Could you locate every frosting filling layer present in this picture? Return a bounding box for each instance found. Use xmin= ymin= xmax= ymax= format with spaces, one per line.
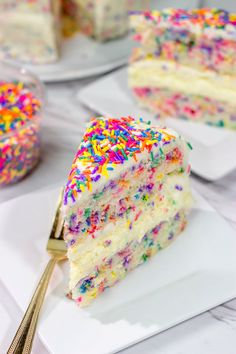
xmin=129 ymin=59 xmax=236 ymax=105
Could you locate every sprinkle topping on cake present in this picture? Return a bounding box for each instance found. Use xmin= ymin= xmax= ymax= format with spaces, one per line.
xmin=140 ymin=8 xmax=236 ymax=29
xmin=129 ymin=8 xmax=236 ymax=129
xmin=64 ymin=116 xmax=177 ymax=203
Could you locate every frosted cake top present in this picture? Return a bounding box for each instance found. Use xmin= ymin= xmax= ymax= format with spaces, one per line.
xmin=63 ymin=116 xmax=189 ymax=205
xmin=131 ymin=8 xmax=236 ymax=39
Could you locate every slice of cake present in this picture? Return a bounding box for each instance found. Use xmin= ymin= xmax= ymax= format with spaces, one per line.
xmin=129 ymin=9 xmax=236 ymax=130
xmin=63 ymin=0 xmax=129 ymax=41
xmin=63 ymin=116 xmax=192 ymax=307
xmin=0 ymin=0 xmax=61 ymax=64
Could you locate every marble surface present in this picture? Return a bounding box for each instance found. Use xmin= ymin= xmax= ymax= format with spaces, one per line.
xmin=1 ymin=77 xmax=236 ymax=354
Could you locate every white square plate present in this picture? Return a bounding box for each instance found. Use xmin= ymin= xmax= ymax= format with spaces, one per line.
xmin=1 ymin=187 xmax=236 ymax=354
xmin=78 ymin=68 xmax=236 ymax=181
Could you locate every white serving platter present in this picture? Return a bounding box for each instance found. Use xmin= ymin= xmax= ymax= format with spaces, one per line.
xmin=78 ymin=68 xmax=236 ymax=181
xmin=18 ymin=34 xmax=133 ymax=83
xmin=1 ymin=187 xmax=236 ymax=353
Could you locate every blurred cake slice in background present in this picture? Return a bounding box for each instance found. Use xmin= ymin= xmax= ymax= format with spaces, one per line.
xmin=63 ymin=0 xmax=150 ymax=41
xmin=63 ymin=0 xmax=129 ymax=41
xmin=129 ymin=9 xmax=236 ymax=130
xmin=0 ymin=0 xmax=149 ymax=63
xmin=0 ymin=0 xmax=61 ymax=64
xmin=63 ymin=116 xmax=192 ymax=307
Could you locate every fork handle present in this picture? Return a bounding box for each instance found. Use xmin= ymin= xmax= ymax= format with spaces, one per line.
xmin=7 ymin=257 xmax=58 ymax=354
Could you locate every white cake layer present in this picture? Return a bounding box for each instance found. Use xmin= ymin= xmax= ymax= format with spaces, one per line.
xmin=0 ymin=13 xmax=59 ymax=63
xmin=129 ymin=59 xmax=236 ymax=105
xmin=68 ymin=173 xmax=192 ymax=289
xmin=95 ymin=0 xmax=128 ymax=39
xmin=72 ymin=0 xmax=129 ymax=40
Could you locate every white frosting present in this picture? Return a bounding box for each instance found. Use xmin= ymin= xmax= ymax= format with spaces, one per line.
xmin=129 ymin=59 xmax=236 ymax=105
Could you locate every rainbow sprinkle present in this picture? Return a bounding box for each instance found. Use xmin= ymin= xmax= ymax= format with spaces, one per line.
xmin=0 ymin=81 xmax=41 ymax=135
xmin=64 ymin=116 xmax=177 ymax=204
xmin=141 ymin=8 xmax=236 ymax=29
xmin=0 ymin=81 xmax=41 ymax=186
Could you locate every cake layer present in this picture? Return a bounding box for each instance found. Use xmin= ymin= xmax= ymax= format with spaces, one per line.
xmin=70 ymin=209 xmax=187 ymax=307
xmin=0 ymin=1 xmax=60 ymax=63
xmin=64 ymin=0 xmax=129 ymax=41
xmin=132 ymin=86 xmax=236 ymax=130
xmin=130 ymin=9 xmax=236 ymax=76
xmin=67 ymin=172 xmax=191 ymax=288
xmin=129 ymin=60 xmax=236 ymax=105
xmin=94 ymin=0 xmax=128 ymax=41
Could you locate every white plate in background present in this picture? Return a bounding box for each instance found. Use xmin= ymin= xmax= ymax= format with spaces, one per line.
xmin=1 ymin=187 xmax=236 ymax=353
xmin=19 ymin=34 xmax=133 ymax=83
xmin=78 ymin=68 xmax=236 ymax=181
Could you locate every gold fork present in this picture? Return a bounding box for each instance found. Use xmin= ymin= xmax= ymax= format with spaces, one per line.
xmin=7 ymin=189 xmax=67 ymax=354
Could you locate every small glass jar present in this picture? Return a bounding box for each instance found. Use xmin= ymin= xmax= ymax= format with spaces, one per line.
xmin=0 ymin=61 xmax=44 ymax=187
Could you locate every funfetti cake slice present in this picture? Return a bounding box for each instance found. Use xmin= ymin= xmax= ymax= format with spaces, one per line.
xmin=63 ymin=0 xmax=149 ymax=41
xmin=129 ymin=9 xmax=236 ymax=130
xmin=63 ymin=116 xmax=192 ymax=307
xmin=64 ymin=0 xmax=129 ymax=41
xmin=0 ymin=0 xmax=61 ymax=64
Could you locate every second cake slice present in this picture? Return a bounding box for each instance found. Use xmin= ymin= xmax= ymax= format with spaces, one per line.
xmin=129 ymin=9 xmax=236 ymax=130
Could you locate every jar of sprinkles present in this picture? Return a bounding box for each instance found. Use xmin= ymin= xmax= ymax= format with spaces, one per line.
xmin=0 ymin=62 xmax=44 ymax=186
